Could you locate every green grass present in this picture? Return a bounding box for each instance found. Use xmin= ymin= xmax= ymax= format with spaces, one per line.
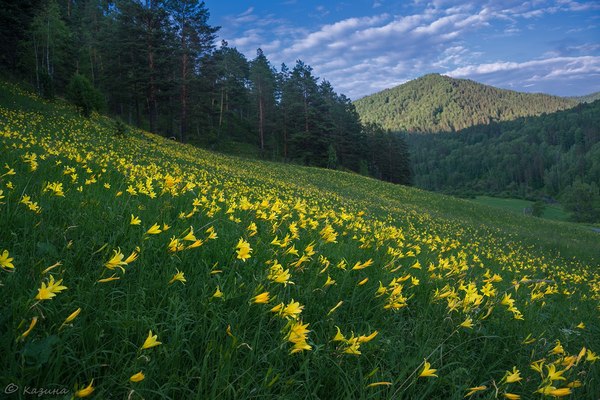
xmin=0 ymin=81 xmax=599 ymax=399
xmin=471 ymin=196 xmax=570 ymax=222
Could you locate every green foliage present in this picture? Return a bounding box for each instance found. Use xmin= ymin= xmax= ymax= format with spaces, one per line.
xmin=561 ymin=180 xmax=600 ymax=223
xmin=113 ymin=117 xmax=128 ymax=137
xmin=531 ymin=201 xmax=546 ymax=217
xmin=354 ymin=74 xmax=578 ymax=133
xmin=327 ymin=144 xmax=338 ymax=169
xmin=410 ymin=100 xmax=600 ymax=220
xmin=66 ymin=73 xmax=104 ymax=117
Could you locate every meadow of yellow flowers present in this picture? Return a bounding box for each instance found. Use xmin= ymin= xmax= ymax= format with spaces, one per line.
xmin=0 ymin=81 xmax=598 ymax=399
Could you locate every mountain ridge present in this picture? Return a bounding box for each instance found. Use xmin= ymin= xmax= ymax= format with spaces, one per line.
xmin=353 ymin=73 xmax=580 ymax=133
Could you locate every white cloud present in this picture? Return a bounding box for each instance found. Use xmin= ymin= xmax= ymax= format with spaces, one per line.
xmin=219 ymin=0 xmax=600 ymax=98
xmin=446 ymin=56 xmax=600 ymax=95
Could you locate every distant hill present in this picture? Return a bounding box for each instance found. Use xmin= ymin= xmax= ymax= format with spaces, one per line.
xmin=570 ymin=91 xmax=600 ymax=103
xmin=353 ymin=74 xmax=579 ymax=133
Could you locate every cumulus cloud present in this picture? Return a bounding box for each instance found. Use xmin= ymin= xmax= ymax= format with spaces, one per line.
xmin=219 ymin=0 xmax=600 ymax=98
xmin=446 ymin=56 xmax=600 ymax=95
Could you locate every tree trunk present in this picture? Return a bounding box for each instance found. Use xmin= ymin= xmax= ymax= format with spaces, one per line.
xmin=180 ymin=29 xmax=188 ymax=142
xmin=258 ymin=84 xmax=265 ymax=152
xmin=219 ymin=88 xmax=224 ymax=130
xmin=147 ymin=40 xmax=156 ymax=132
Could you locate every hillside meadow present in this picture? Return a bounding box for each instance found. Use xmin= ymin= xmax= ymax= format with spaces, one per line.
xmin=0 ymin=82 xmax=599 ymax=399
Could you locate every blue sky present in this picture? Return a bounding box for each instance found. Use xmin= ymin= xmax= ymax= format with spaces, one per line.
xmin=204 ymin=0 xmax=600 ymax=99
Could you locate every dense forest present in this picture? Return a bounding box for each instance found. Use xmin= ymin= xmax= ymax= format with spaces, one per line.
xmin=353 ymin=74 xmax=579 ymax=133
xmin=0 ymin=0 xmax=411 ymax=185
xmin=409 ymin=100 xmax=600 ymax=222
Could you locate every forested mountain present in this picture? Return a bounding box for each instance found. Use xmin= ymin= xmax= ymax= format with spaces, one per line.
xmin=354 ymin=74 xmax=579 ymax=133
xmin=0 ymin=0 xmax=411 ymax=185
xmin=409 ymin=100 xmax=600 ymax=222
xmin=570 ymin=92 xmax=600 ymax=103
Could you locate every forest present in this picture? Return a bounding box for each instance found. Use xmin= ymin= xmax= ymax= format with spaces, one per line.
xmin=354 ymin=74 xmax=579 ymax=133
xmin=409 ymin=100 xmax=600 ymax=222
xmin=0 ymin=0 xmax=411 ymax=185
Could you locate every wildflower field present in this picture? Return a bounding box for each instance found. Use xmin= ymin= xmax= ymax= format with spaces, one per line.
xmin=0 ymin=81 xmax=599 ymax=399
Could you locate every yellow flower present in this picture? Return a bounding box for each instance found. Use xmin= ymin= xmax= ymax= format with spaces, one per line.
xmin=418 ymin=360 xmax=438 ymax=378
xmin=281 ymin=300 xmax=304 ymax=319
xmin=465 ymin=385 xmax=487 ymax=397
xmin=327 ymin=300 xmax=344 ymax=315
xmin=212 ymin=286 xmax=223 ymax=298
xmin=460 ymin=317 xmax=474 ymax=329
xmin=169 ymin=270 xmax=186 ymax=285
xmin=530 ymin=359 xmax=544 ymax=374
xmin=141 ymin=330 xmax=162 ymax=349
xmin=146 ymin=223 xmax=162 ymax=235
xmin=548 ymin=388 xmax=571 ymax=397
xmin=104 ymin=248 xmax=127 ymax=271
xmin=74 ymin=380 xmax=95 ymax=398
xmin=235 ymin=238 xmax=252 ymax=261
xmin=323 ymin=275 xmax=336 ymax=287
xmin=586 ymin=349 xmax=598 ymax=362
xmin=358 ymin=331 xmax=378 ymax=343
xmin=35 ymin=275 xmax=67 ymax=301
xmin=504 ymin=367 xmax=522 ymax=383
xmin=247 ymin=222 xmax=258 ymax=236
xmin=333 ymin=326 xmax=346 ymax=342
xmin=182 ymin=226 xmax=197 ymax=242
xmin=63 ymin=308 xmax=82 ymax=325
xmin=124 ymin=250 xmax=139 ymax=264
xmin=267 ymin=261 xmax=293 ymax=286
xmin=358 ymin=277 xmax=369 ymax=286
xmin=550 ymin=340 xmax=565 ymax=355
xmin=252 ymin=291 xmax=270 ymax=304
xmin=366 ymin=382 xmax=392 ymax=388
xmin=343 ymin=338 xmax=362 ymax=355
xmin=97 ymin=274 xmax=120 ymax=283
xmin=545 ymin=364 xmax=566 ymax=382
xmin=0 ymin=249 xmax=15 ymax=270
xmin=352 ymin=258 xmax=373 ymax=270
xmin=287 ymin=320 xmax=311 ymax=344
xmin=287 ymin=321 xmax=312 ymax=354
xmin=168 ymin=237 xmax=184 ymax=252
xmin=205 ymin=226 xmax=217 ymax=240
xmin=19 ymin=316 xmax=38 ymax=340
xmin=130 ymin=371 xmax=145 ymax=383
xmin=503 ymin=393 xmax=520 ymax=400
xmin=576 ymin=322 xmax=585 ymax=329
xmin=130 ymin=214 xmax=141 ymax=225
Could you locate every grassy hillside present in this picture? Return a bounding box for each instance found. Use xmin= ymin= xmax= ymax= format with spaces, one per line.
xmin=471 ymin=196 xmax=569 ymax=222
xmin=1 ymin=81 xmax=599 ymax=399
xmin=353 ymin=74 xmax=578 ymax=133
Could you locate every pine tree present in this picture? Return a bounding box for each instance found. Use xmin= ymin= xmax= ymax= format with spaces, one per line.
xmin=249 ymin=48 xmax=277 ymax=154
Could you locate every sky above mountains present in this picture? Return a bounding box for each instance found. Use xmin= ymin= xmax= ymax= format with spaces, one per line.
xmin=205 ymin=0 xmax=600 ymax=100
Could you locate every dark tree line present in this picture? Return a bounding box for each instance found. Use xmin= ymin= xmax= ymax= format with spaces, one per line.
xmin=0 ymin=0 xmax=411 ymax=185
xmin=409 ymin=100 xmax=600 ymax=222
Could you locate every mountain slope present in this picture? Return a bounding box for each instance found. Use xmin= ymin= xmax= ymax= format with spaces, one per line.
xmin=354 ymin=74 xmax=578 ymax=133
xmin=1 ymin=81 xmax=599 ymax=399
xmin=409 ymin=100 xmax=600 ymax=220
xmin=571 ymin=91 xmax=600 ymax=103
